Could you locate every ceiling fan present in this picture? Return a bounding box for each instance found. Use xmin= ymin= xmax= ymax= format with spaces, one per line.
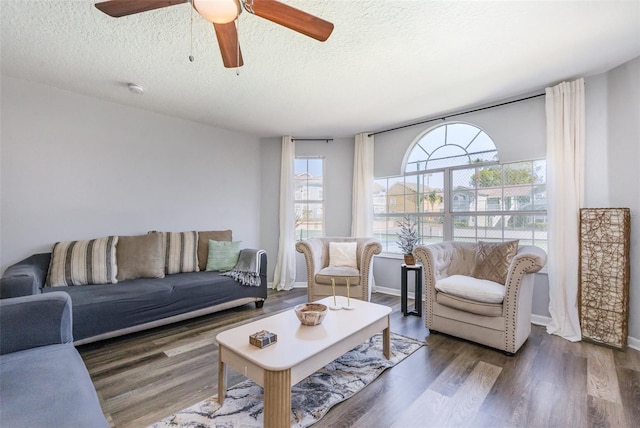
xmin=94 ymin=0 xmax=334 ymax=68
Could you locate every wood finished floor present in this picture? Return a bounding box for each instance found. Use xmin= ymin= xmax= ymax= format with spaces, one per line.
xmin=78 ymin=289 xmax=640 ymax=428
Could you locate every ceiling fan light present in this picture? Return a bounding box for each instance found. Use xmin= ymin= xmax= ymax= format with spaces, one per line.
xmin=193 ymin=0 xmax=240 ymax=24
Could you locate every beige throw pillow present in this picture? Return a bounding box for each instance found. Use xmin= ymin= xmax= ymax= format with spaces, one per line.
xmin=47 ymin=236 xmax=119 ymax=287
xmin=471 ymin=240 xmax=519 ymax=285
xmin=116 ymin=233 xmax=165 ymax=281
xmin=329 ymin=242 xmax=358 ymax=269
xmin=197 ymin=230 xmax=232 ymax=271
xmin=160 ymin=231 xmax=200 ymax=274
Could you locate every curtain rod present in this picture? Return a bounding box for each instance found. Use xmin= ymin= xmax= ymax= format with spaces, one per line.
xmin=368 ymin=93 xmax=545 ymax=137
xmin=292 ymin=138 xmax=333 ymax=142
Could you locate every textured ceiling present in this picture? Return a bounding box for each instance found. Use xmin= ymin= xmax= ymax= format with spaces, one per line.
xmin=2 ymin=0 xmax=639 ymax=138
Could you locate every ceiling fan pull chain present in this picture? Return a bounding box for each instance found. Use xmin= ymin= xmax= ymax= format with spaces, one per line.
xmin=244 ymin=0 xmax=254 ymax=15
xmin=236 ymin=16 xmax=240 ymax=76
xmin=189 ymin=0 xmax=195 ymax=62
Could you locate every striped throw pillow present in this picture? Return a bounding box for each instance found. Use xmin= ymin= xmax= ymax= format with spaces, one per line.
xmin=163 ymin=231 xmax=199 ymax=274
xmin=47 ymin=236 xmax=119 ymax=287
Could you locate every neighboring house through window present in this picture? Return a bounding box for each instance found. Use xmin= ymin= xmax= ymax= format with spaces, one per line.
xmin=295 ymin=157 xmax=324 ymax=240
xmin=374 ymin=122 xmax=547 ymax=253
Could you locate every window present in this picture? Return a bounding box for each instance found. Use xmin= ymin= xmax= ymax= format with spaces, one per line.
xmin=374 ymin=123 xmax=547 ymax=253
xmin=295 ymin=157 xmax=324 ymax=240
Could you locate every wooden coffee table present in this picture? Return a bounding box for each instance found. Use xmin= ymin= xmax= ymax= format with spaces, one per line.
xmin=216 ymin=296 xmax=392 ymax=427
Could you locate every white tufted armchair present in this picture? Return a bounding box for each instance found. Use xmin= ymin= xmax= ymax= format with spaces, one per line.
xmin=413 ymin=241 xmax=547 ymax=354
xmin=295 ymin=237 xmax=381 ymax=302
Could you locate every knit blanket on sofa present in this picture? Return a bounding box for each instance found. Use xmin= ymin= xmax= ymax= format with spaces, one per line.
xmin=221 ymin=249 xmax=264 ymax=287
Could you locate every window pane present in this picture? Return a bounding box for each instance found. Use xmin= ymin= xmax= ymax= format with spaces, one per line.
xmin=474 ymin=165 xmax=503 ymax=188
xmin=502 ymin=185 xmax=531 ymax=210
xmin=387 ymin=177 xmax=406 ymax=214
xmin=373 ymin=215 xmax=406 ymax=253
xmin=373 ymin=178 xmax=388 ymax=214
xmin=452 ymin=215 xmax=476 ymax=242
xmin=533 ymin=160 xmax=546 ymax=184
xmin=428 ymin=144 xmax=469 ymax=169
xmin=446 ymin=123 xmax=481 ymax=147
xmin=533 ymin=184 xmax=546 ymax=210
xmin=418 ymin=215 xmax=444 ymax=244
xmin=467 ymin=132 xmax=499 ymax=161
xmin=419 ymin=125 xmax=446 ymax=154
xmin=475 ymin=215 xmax=504 ymax=240
xmin=295 ymin=157 xmax=323 ymax=240
xmin=506 ymin=214 xmax=534 ymax=242
xmin=452 ymin=168 xmax=476 ymax=212
xmin=295 ymin=202 xmax=323 ymax=240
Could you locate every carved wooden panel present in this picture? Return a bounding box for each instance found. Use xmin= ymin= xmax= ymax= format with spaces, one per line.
xmin=579 ymin=208 xmax=630 ymax=350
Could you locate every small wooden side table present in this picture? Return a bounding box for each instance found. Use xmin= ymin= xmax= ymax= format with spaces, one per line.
xmin=401 ymin=264 xmax=422 ymax=317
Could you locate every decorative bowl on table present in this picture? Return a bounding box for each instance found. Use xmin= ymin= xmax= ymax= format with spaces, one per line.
xmin=294 ymin=303 xmax=328 ymax=326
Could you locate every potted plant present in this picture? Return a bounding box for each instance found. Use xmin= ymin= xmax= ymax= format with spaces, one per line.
xmin=396 ymin=215 xmax=420 ymax=265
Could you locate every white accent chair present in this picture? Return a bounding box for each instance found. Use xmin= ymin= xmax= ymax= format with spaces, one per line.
xmin=295 ymin=237 xmax=381 ymax=302
xmin=413 ymin=241 xmax=547 ymax=354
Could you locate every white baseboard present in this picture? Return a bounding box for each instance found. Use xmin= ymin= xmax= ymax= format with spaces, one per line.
xmin=267 ymin=282 xmax=307 ymax=289
xmin=531 ymin=314 xmax=551 ymax=327
xmin=374 ymin=285 xmax=400 ymax=297
xmin=375 ymin=285 xmax=418 ymax=300
xmin=628 ymin=337 xmax=640 ymax=351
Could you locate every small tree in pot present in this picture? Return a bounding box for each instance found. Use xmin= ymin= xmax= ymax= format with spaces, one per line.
xmin=396 ymin=215 xmax=420 ymax=265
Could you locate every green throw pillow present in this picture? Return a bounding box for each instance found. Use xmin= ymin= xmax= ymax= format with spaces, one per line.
xmin=206 ymin=240 xmax=242 ymax=271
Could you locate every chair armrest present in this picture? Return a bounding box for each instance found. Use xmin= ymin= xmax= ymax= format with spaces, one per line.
xmin=0 ymin=292 xmax=73 ymax=355
xmin=0 ymin=253 xmax=51 ymax=298
xmin=413 ymin=244 xmax=437 ymax=281
xmin=296 ymin=238 xmax=326 ymax=276
xmin=357 ymin=238 xmax=382 ymax=268
xmin=510 ymin=245 xmax=547 ymax=275
xmin=503 ymin=245 xmax=547 ymax=299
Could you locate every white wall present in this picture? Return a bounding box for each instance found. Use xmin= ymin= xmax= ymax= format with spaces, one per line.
xmin=374 ymin=95 xmax=546 ymax=178
xmin=584 ymin=56 xmax=640 ymax=340
xmin=1 ymin=76 xmax=262 ymax=272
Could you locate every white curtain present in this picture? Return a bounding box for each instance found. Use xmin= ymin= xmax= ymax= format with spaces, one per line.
xmin=351 ymin=132 xmax=375 ymax=236
xmin=351 ymin=132 xmax=376 ymax=297
xmin=545 ymin=78 xmax=585 ymax=342
xmin=272 ymin=136 xmax=296 ymax=291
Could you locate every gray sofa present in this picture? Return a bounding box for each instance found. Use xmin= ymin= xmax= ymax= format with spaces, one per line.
xmin=0 ymin=251 xmax=267 ymax=344
xmin=0 ymin=292 xmax=110 ymax=427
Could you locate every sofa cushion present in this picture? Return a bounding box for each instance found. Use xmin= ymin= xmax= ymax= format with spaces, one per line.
xmin=206 ymin=240 xmax=242 ymax=271
xmin=329 ymin=242 xmax=358 ymax=269
xmin=0 ymin=344 xmax=109 ymax=427
xmin=316 ymin=266 xmax=361 ymax=285
xmin=162 ymin=231 xmax=199 ymax=274
xmin=436 ymin=292 xmax=504 ymax=317
xmin=471 ymin=240 xmax=519 ymax=285
xmin=197 ymin=230 xmax=232 ymax=271
xmin=435 ymin=274 xmax=505 ymax=304
xmin=47 ymin=236 xmax=118 ymax=287
xmin=42 ymin=271 xmax=266 ymax=341
xmin=116 ymin=232 xmax=165 ymax=281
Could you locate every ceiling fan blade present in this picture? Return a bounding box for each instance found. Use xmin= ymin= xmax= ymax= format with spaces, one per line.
xmin=248 ymin=0 xmax=334 ymax=42
xmin=95 ymin=0 xmax=186 ymax=18
xmin=213 ymin=22 xmax=244 ymax=68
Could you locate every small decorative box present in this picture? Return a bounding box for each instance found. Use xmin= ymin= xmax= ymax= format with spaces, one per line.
xmin=249 ymin=330 xmax=277 ymax=348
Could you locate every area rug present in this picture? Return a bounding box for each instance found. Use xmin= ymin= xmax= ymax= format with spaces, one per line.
xmin=150 ymin=332 xmax=423 ymax=428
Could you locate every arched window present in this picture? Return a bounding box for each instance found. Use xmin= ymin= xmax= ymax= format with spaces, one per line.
xmin=404 ymin=123 xmax=498 ymax=172
xmin=374 ymin=122 xmax=547 ymax=254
